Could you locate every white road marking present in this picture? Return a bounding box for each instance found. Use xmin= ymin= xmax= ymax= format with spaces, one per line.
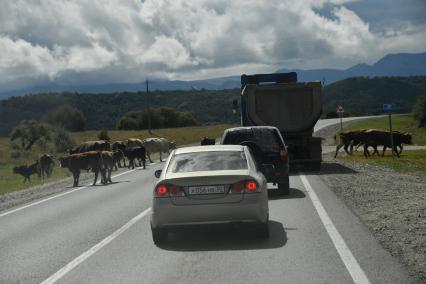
xmin=300 ymin=174 xmax=370 ymax=284
xmin=0 ymin=163 xmax=158 ymax=218
xmin=41 ymin=207 xmax=152 ymax=284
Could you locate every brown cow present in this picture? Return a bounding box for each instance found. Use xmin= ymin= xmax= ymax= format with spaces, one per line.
xmin=334 ymin=130 xmax=366 ymax=158
xmin=100 ymin=151 xmax=115 ymax=184
xmin=59 ymin=151 xmax=106 ymax=187
xmin=358 ymin=130 xmax=412 ymax=157
xmin=69 ymin=140 xmax=111 ymax=154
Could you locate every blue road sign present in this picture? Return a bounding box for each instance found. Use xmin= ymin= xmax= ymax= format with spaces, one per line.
xmin=383 ymin=103 xmax=394 ymax=111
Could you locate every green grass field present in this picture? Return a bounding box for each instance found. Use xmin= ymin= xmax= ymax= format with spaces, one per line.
xmin=343 ymin=114 xmax=426 ymax=145
xmin=0 ymin=124 xmax=236 ymax=196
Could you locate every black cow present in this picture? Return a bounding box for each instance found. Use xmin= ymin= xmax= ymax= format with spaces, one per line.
xmin=123 ymin=147 xmax=146 ymax=169
xmin=112 ymin=150 xmax=125 ymax=170
xmin=201 ymin=137 xmax=215 ymax=145
xmin=13 ymin=162 xmax=40 ymax=182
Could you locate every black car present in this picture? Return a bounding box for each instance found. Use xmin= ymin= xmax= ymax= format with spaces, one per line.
xmin=221 ymin=126 xmax=290 ymax=194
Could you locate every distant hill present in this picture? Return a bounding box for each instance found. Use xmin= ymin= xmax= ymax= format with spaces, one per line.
xmin=278 ymin=53 xmax=426 ymax=84
xmin=0 ymin=52 xmax=424 ymax=99
xmin=1 ymin=76 xmax=425 ymax=136
xmin=322 ymin=76 xmax=426 ymax=116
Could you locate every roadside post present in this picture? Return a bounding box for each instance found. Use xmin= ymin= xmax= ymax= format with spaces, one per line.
xmin=336 ymin=105 xmax=344 ymax=132
xmin=383 ymin=103 xmax=395 ymax=159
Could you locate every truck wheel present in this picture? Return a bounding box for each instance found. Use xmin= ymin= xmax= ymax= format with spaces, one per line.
xmin=151 ymin=226 xmax=167 ymax=244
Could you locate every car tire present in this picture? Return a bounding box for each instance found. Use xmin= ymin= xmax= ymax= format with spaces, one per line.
xmin=151 ymin=227 xmax=167 ymax=244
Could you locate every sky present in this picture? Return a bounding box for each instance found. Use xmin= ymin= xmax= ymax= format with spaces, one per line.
xmin=0 ymin=0 xmax=425 ymax=91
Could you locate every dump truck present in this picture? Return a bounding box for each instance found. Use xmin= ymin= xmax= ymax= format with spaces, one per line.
xmin=235 ymin=72 xmax=322 ymax=171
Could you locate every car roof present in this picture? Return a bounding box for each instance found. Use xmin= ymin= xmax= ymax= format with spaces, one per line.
xmin=174 ymin=145 xmax=245 ymax=155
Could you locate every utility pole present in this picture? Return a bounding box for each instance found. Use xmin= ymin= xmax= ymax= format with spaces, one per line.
xmin=146 ymin=79 xmax=152 ymax=134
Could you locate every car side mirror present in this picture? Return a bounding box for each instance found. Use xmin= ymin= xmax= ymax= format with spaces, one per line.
xmin=154 ymin=170 xmax=162 ymax=178
xmin=261 ymin=164 xmax=275 ymax=176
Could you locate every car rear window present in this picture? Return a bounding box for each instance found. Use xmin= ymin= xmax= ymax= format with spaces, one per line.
xmin=223 ymin=129 xmax=282 ymax=153
xmin=167 ymin=151 xmax=248 ymax=173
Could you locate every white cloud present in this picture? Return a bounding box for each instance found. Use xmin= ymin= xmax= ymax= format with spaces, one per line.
xmin=0 ymin=0 xmax=424 ymax=91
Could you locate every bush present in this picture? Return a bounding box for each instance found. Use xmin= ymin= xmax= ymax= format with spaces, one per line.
xmin=413 ymin=94 xmax=426 ymax=127
xmin=97 ymin=129 xmax=111 ymax=141
xmin=43 ymin=105 xmax=85 ymax=131
xmin=117 ymin=108 xmax=198 ymax=130
xmin=54 ymin=127 xmax=75 ymax=153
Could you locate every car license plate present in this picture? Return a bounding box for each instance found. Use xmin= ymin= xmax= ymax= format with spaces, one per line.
xmin=188 ymin=185 xmax=225 ymax=195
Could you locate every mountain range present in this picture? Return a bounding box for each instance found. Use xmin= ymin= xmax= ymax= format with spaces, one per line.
xmin=1 ymin=52 xmax=425 ymax=99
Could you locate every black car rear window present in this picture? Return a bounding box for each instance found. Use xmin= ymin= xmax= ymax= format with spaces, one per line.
xmin=223 ymin=129 xmax=282 ymax=153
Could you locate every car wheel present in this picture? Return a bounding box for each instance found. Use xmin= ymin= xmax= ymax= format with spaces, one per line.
xmin=151 ymin=227 xmax=167 ymax=244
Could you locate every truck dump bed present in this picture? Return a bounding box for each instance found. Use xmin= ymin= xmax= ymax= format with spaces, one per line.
xmin=242 ymin=82 xmax=322 ymax=133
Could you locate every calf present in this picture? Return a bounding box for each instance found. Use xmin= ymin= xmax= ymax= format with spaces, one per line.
xmin=13 ymin=162 xmax=40 ymax=183
xmin=201 ymin=137 xmax=216 ymax=146
xmin=123 ymin=147 xmax=146 ymax=169
xmin=59 ymin=151 xmax=106 ymax=187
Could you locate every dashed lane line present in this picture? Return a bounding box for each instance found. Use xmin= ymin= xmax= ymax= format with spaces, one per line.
xmin=40 ymin=207 xmax=152 ymax=284
xmin=300 ymin=174 xmax=370 ymax=284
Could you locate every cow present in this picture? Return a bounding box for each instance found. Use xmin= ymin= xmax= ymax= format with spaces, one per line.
xmin=358 ymin=130 xmax=412 ymax=157
xmin=142 ymin=137 xmax=173 ymax=162
xmin=39 ymin=154 xmax=55 ymax=180
xmin=123 ymin=146 xmax=146 ymax=169
xmin=112 ymin=141 xmax=126 ymax=151
xmin=334 ymin=130 xmax=367 ymax=158
xmin=13 ymin=162 xmax=40 ymax=182
xmin=69 ymin=140 xmax=111 ymax=154
xmin=100 ymin=151 xmax=115 ymax=184
xmin=59 ymin=151 xmax=106 ymax=187
xmin=201 ymin=137 xmax=216 ymax=145
xmin=126 ymin=138 xmax=144 ymax=148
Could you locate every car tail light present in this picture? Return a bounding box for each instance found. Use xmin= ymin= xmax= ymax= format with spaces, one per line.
xmin=230 ymin=180 xmax=260 ymax=193
xmin=155 ymin=185 xmax=168 ymax=197
xmin=231 ymin=181 xmax=244 ymax=193
xmin=245 ymin=181 xmax=257 ymax=192
xmin=280 ymin=146 xmax=288 ymax=161
xmin=169 ymin=185 xmax=184 ymax=197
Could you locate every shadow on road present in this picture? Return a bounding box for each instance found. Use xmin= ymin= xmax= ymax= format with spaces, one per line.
xmin=301 ymin=162 xmax=358 ymax=176
xmin=268 ymin=187 xmax=306 ymax=200
xmin=158 ymin=220 xmax=287 ymax=251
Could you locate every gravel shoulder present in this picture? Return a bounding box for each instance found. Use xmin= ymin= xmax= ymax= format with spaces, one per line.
xmin=315 ymin=125 xmax=426 ymax=283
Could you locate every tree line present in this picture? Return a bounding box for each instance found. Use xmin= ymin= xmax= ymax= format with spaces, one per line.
xmin=1 ymin=76 xmax=425 ymax=136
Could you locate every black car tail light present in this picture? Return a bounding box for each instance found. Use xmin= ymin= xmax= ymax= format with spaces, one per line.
xmin=280 ymin=146 xmax=288 ymax=161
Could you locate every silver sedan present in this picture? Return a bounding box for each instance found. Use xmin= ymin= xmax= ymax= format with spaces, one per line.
xmin=150 ymin=145 xmax=269 ymax=243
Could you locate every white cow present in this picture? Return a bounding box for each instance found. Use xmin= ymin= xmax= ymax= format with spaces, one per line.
xmin=142 ymin=138 xmax=176 ymax=162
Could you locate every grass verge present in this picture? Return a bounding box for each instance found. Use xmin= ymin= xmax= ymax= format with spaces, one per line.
xmin=337 ymin=150 xmax=426 ymax=174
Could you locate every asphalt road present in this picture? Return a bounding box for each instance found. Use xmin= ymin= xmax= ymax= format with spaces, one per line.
xmin=0 ymin=117 xmax=413 ymax=284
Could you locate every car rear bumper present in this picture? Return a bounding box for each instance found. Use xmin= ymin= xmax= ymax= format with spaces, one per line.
xmin=151 ymin=193 xmax=268 ymax=228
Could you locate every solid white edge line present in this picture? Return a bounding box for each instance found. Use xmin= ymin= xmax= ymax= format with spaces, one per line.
xmin=300 ymin=174 xmax=370 ymax=284
xmin=41 ymin=207 xmax=152 ymax=284
xmin=0 ymin=163 xmax=158 ymax=218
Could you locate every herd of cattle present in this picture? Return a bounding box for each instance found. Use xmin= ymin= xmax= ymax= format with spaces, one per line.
xmin=13 ymin=137 xmax=176 ymax=187
xmin=12 ymin=129 xmax=412 ymax=186
xmin=334 ymin=129 xmax=412 ymax=158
